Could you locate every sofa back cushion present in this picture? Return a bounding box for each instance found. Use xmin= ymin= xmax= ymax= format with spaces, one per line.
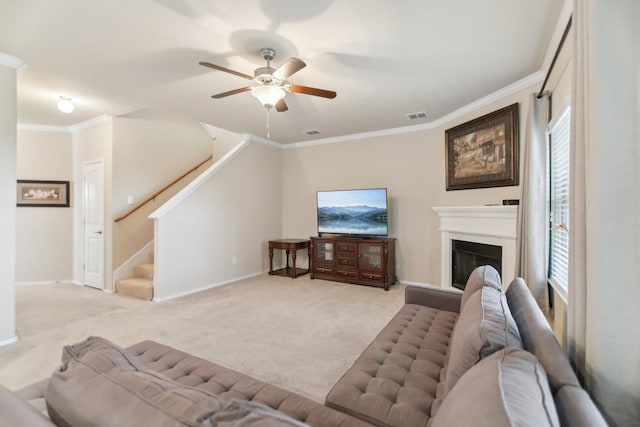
xmin=432 ymin=347 xmax=560 ymax=427
xmin=505 ymin=278 xmax=580 ymax=393
xmin=445 ymin=285 xmax=522 ymax=393
xmin=45 ymin=336 xmax=228 ymax=427
xmin=460 ymin=265 xmax=503 ymax=310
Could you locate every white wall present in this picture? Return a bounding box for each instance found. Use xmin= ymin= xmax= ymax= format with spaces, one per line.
xmin=111 ymin=110 xmax=213 ymax=268
xmin=72 ymin=117 xmax=113 ymax=287
xmin=153 ymin=139 xmax=282 ymax=301
xmin=282 ymin=85 xmax=531 ymax=286
xmin=16 ymin=130 xmax=73 ymax=284
xmin=0 ymin=60 xmax=18 ymax=345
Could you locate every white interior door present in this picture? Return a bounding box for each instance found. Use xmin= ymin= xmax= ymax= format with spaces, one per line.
xmin=83 ymin=161 xmax=104 ymax=289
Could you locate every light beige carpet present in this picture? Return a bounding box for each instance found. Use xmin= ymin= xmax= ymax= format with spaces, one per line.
xmin=0 ymin=274 xmax=405 ymax=402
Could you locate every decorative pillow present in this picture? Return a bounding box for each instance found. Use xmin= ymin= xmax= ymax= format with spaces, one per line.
xmin=445 ymin=285 xmax=522 ymax=393
xmin=208 ymin=399 xmax=310 ymax=427
xmin=460 ymin=265 xmax=503 ymax=310
xmin=45 ymin=336 xmax=227 ymax=427
xmin=432 ymin=348 xmax=560 ymax=427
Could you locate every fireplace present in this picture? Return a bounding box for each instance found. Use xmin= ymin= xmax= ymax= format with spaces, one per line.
xmin=433 ymin=206 xmax=518 ymax=290
xmin=451 ymin=240 xmax=502 ymax=290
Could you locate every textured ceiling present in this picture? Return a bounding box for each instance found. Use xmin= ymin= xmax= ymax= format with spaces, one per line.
xmin=0 ymin=0 xmax=565 ymax=143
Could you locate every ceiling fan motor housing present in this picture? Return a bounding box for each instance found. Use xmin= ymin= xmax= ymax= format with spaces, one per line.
xmin=254 ymin=66 xmax=279 ymax=84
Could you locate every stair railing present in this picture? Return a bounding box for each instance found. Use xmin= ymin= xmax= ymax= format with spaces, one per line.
xmin=114 ymin=155 xmax=213 ymax=223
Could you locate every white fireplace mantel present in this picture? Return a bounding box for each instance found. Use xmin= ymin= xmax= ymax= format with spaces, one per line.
xmin=433 ymin=205 xmax=518 ymax=290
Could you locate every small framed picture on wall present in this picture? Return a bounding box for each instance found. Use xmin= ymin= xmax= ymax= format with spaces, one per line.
xmin=17 ymin=180 xmax=70 ymax=207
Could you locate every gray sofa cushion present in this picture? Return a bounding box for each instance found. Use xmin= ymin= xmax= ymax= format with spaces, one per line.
xmin=45 ymin=336 xmax=227 ymax=427
xmin=128 ymin=340 xmax=373 ymax=427
xmin=505 ymin=278 xmax=580 ymax=393
xmin=445 ymin=285 xmax=522 ymax=394
xmin=209 ymin=400 xmax=310 ymax=426
xmin=432 ymin=347 xmax=560 ymax=427
xmin=460 ymin=265 xmax=503 ymax=310
xmin=325 ymin=303 xmax=458 ymax=427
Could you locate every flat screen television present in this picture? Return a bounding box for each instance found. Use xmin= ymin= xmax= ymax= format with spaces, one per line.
xmin=316 ymin=188 xmax=388 ymax=236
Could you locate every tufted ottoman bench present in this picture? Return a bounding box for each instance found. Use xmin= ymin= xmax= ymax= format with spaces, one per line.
xmin=324 ymin=287 xmax=460 ymax=427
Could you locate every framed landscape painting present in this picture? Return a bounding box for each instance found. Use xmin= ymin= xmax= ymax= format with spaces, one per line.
xmin=17 ymin=180 xmax=70 ymax=207
xmin=445 ymin=103 xmax=519 ymax=191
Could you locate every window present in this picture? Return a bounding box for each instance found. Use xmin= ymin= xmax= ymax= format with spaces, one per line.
xmin=548 ymin=107 xmax=570 ymax=300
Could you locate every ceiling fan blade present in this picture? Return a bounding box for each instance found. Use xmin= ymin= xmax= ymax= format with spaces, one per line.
xmin=275 ymin=98 xmax=288 ymax=112
xmin=287 ymin=84 xmax=337 ymax=99
xmin=199 ymin=61 xmax=253 ymax=80
xmin=272 ymin=58 xmax=306 ymax=80
xmin=211 ymin=87 xmax=251 ymax=98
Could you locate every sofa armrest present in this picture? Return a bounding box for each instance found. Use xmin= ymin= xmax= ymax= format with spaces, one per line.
xmin=555 ymin=386 xmax=608 ymax=427
xmin=15 ymin=379 xmax=49 ymax=415
xmin=405 ymin=285 xmax=462 ymax=313
xmin=0 ymin=384 xmax=56 ymax=427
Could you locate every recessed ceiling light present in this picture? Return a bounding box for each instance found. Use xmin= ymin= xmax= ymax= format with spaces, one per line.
xmin=303 ymin=129 xmax=321 ymax=135
xmin=57 ymin=96 xmax=74 ymax=113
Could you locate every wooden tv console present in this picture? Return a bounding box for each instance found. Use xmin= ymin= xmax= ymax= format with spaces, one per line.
xmin=309 ymin=236 xmax=396 ymax=290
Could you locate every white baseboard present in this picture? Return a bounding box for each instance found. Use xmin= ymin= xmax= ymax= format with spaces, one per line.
xmin=0 ymin=335 xmax=18 ymax=347
xmin=153 ymin=271 xmax=264 ymax=303
xmin=398 ymin=280 xmax=434 ymax=287
xmin=16 ymin=280 xmax=73 ymax=286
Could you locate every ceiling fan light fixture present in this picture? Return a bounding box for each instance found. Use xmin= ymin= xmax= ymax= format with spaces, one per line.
xmin=57 ymin=96 xmax=74 ymax=113
xmin=251 ymin=85 xmax=285 ymax=108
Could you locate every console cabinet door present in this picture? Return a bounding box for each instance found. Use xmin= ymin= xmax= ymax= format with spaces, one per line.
xmin=311 ymin=239 xmax=335 ymax=277
xmin=358 ymin=242 xmax=384 ymax=271
xmin=314 ymin=240 xmax=335 ymax=265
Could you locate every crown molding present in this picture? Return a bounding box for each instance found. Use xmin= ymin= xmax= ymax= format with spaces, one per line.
xmin=284 ymin=71 xmax=544 ymax=149
xmin=0 ymin=52 xmax=24 ymax=70
xmin=69 ymin=115 xmax=112 ymax=133
xmin=16 ymin=68 xmax=546 ymax=147
xmin=426 ymin=70 xmax=544 ymax=129
xmin=247 ymin=133 xmax=282 ymax=148
xmin=17 ymin=123 xmax=71 ymax=133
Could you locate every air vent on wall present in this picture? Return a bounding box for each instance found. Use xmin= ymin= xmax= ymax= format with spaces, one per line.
xmin=405 ymin=111 xmax=428 ymax=120
xmin=303 ymin=129 xmax=321 ymax=135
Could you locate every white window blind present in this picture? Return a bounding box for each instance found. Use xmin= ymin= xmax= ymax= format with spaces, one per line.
xmin=548 ymin=107 xmax=570 ymax=299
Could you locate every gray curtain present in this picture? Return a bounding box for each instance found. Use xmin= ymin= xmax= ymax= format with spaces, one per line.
xmin=515 ymin=93 xmax=549 ymax=313
xmin=568 ymin=1 xmax=640 ymax=425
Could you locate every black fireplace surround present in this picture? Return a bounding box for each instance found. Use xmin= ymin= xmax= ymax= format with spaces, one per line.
xmin=451 ymin=240 xmax=502 ymax=290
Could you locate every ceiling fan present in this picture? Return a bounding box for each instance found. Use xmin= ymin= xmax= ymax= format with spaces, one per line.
xmin=199 ymin=47 xmax=337 ymax=113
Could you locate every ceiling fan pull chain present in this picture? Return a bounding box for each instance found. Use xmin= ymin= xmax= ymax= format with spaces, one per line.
xmin=266 ymin=107 xmax=271 ymax=139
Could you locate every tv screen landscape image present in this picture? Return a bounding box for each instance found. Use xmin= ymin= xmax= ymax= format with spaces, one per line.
xmin=317 ymin=188 xmax=388 ymax=236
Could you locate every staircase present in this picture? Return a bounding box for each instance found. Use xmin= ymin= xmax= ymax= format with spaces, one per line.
xmin=115 ymin=261 xmax=154 ymax=301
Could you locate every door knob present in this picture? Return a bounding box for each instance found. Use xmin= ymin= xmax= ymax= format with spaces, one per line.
xmin=95 ymin=231 xmax=103 ymax=234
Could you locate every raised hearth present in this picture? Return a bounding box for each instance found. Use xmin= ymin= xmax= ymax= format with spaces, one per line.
xmin=433 ymin=205 xmax=518 ymax=290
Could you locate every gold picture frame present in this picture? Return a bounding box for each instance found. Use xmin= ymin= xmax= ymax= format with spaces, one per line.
xmin=445 ymin=103 xmax=519 ymax=191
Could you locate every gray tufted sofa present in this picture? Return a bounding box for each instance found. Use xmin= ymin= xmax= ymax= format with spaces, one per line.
xmin=324 ymin=265 xmax=607 ymax=427
xmin=1 ymin=266 xmax=606 ymax=427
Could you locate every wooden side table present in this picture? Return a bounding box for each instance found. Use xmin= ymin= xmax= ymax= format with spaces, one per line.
xmin=269 ymin=239 xmax=310 ymax=278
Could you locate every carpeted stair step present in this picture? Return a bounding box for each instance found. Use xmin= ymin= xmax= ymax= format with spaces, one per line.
xmin=115 ymin=277 xmax=153 ymax=301
xmin=133 ymin=263 xmax=154 ymax=280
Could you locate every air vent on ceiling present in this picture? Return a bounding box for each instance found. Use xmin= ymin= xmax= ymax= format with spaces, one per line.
xmin=405 ymin=111 xmax=428 ymax=120
xmin=303 ymin=129 xmax=321 ymax=135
